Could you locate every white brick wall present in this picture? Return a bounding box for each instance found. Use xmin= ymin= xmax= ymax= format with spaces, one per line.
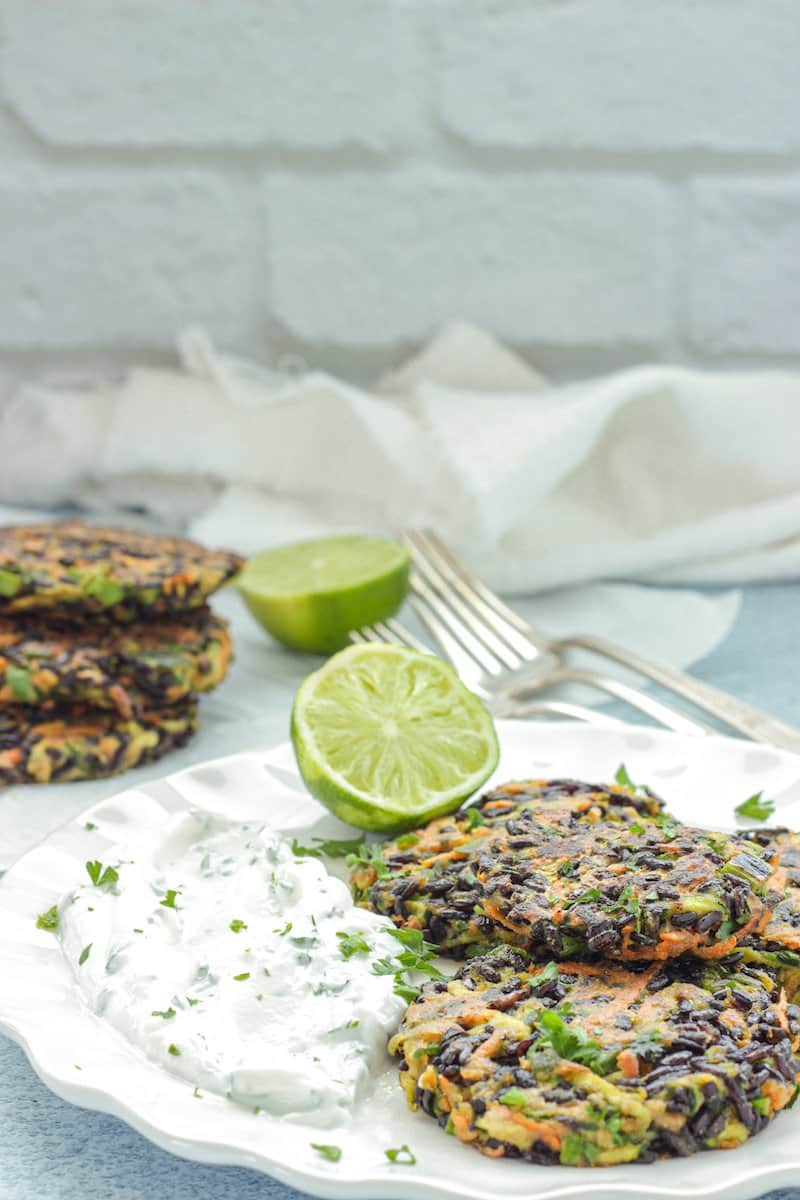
xmin=0 ymin=0 xmax=798 ymax=381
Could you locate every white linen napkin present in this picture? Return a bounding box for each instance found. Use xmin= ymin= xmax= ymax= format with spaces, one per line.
xmin=7 ymin=319 xmax=800 ymax=679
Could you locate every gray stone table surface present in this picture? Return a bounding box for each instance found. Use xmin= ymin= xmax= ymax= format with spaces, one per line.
xmin=1 ymin=581 xmax=799 ymax=1199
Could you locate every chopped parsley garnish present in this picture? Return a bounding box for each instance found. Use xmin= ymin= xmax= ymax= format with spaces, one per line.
xmin=614 ymin=763 xmax=651 ymax=799
xmin=311 ymin=1143 xmax=342 ymax=1163
xmin=660 ymin=817 xmax=678 ymax=842
xmin=395 ymin=831 xmax=420 ymax=849
xmin=229 ymin=918 xmax=248 ymax=933
xmin=336 ymin=931 xmax=371 ymax=959
xmin=606 ymin=882 xmax=643 ymax=932
xmin=560 ymin=1133 xmax=598 ymax=1165
xmin=160 ymin=889 xmax=179 ymax=910
xmin=498 ymin=1087 xmax=530 ymax=1110
xmin=384 ymin=1144 xmax=416 ymax=1165
xmin=565 ymin=886 xmax=603 ymax=908
xmin=36 ymin=905 xmax=59 ymax=932
xmin=85 ymin=860 xmax=119 ymax=889
xmin=534 ymin=1008 xmax=617 ymax=1076
xmin=151 ymin=1007 xmax=176 ymax=1020
xmin=168 ymin=1044 xmax=181 ymax=1056
xmin=413 ymin=1041 xmax=440 ymax=1059
xmin=735 ymin=791 xmax=775 ymax=822
xmin=233 ymin=972 xmax=250 ymax=981
xmin=629 ymin=822 xmax=645 ymax=835
xmin=78 ymin=943 xmax=92 ymax=966
xmin=531 ymin=961 xmax=559 ymax=987
xmin=186 ymin=996 xmax=200 ymax=1006
xmin=6 ymin=664 xmax=37 ymax=702
xmin=273 ymin=921 xmax=292 ymax=936
xmin=292 ymin=836 xmax=364 ymax=859
xmin=193 ymin=1087 xmax=203 ymax=1099
xmin=372 ymin=928 xmax=443 ymax=1003
xmin=328 ymin=1019 xmax=360 ymax=1034
xmin=85 ymin=822 xmax=97 ymax=832
xmin=345 ymin=842 xmax=390 ymax=879
xmin=464 ymin=806 xmax=487 ymax=830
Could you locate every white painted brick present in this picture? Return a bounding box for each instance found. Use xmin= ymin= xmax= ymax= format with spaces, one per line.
xmin=688 ymin=178 xmax=800 ymax=355
xmin=0 ymin=172 xmax=258 ymax=348
xmin=438 ymin=0 xmax=800 ymax=153
xmin=1 ymin=0 xmax=421 ymax=150
xmin=267 ymin=171 xmax=675 ymax=346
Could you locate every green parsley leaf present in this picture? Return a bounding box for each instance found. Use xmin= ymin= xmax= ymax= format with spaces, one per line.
xmin=498 ymin=1087 xmax=530 ymax=1110
xmin=393 ymin=979 xmax=420 ymax=1004
xmin=311 ymin=1143 xmax=342 ymax=1163
xmin=565 ymin=886 xmax=603 ymax=908
xmin=273 ymin=921 xmax=292 ymax=936
xmin=735 ymin=791 xmax=775 ymax=823
xmin=193 ymin=1087 xmax=203 ymax=1099
xmin=413 ymin=1041 xmax=441 ymax=1060
xmin=229 ymin=918 xmax=248 ymax=933
xmin=531 ymin=961 xmax=559 ymax=987
xmin=395 ymin=831 xmax=420 ymax=849
xmin=345 ymin=843 xmax=390 ymax=879
xmin=78 ymin=943 xmax=92 ymax=966
xmin=7 ymin=664 xmax=37 ymax=702
xmin=168 ymin=1044 xmax=181 ymax=1056
xmin=629 ymin=822 xmax=645 ymax=835
xmin=233 ymin=972 xmax=250 ymax=981
xmin=81 ymin=575 xmax=125 ymax=607
xmin=85 ymin=822 xmax=98 ymax=832
xmin=152 ymin=1007 xmax=176 ymax=1020
xmin=0 ymin=568 xmax=21 ymax=597
xmin=464 ymin=807 xmax=486 ymax=830
xmin=535 ymin=1009 xmax=617 ymax=1076
xmin=85 ymin=860 xmax=119 ymax=889
xmin=36 ymin=905 xmax=59 ymax=932
xmin=615 ymin=763 xmax=652 ymax=800
xmin=384 ymin=1144 xmax=416 ymax=1166
xmin=160 ymin=889 xmax=179 ymax=910
xmin=293 ymin=836 xmax=365 ymax=859
xmin=186 ymin=996 xmax=200 ymax=1006
xmin=336 ymin=931 xmax=371 ymax=959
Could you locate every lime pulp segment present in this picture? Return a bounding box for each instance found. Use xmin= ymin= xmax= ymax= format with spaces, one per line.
xmin=291 ymin=643 xmax=499 ymax=832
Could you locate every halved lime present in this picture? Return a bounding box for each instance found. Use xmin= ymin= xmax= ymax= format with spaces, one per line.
xmin=291 ymin=642 xmax=499 ymax=832
xmin=237 ymin=535 xmax=410 ymax=654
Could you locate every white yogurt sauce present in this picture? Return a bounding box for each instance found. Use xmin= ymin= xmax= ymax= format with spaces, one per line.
xmin=58 ymin=811 xmax=407 ymax=1126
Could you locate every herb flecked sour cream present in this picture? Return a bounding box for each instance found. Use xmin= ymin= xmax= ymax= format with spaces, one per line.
xmin=58 ymin=812 xmax=408 ymax=1125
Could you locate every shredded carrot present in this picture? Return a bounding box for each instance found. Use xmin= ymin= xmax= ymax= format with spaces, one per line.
xmin=617 ymin=1049 xmax=640 ymax=1078
xmin=507 ymin=1111 xmax=562 ymax=1152
xmin=452 ymin=1111 xmax=477 ymax=1141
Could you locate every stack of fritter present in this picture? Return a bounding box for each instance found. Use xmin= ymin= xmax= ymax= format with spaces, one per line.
xmin=352 ymin=778 xmax=800 ymax=1166
xmin=0 ymin=522 xmax=243 ymax=785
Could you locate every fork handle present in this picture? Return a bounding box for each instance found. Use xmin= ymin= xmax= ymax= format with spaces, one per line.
xmin=558 ymin=633 xmax=800 ymax=753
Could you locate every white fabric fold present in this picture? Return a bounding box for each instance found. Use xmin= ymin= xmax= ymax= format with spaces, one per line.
xmin=3 ymin=319 xmax=798 ymax=680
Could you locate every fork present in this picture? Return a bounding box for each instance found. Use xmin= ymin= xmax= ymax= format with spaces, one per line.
xmin=403 ymin=529 xmax=800 ymax=753
xmin=401 ymin=537 xmax=712 ymax=736
xmin=349 ymin=619 xmax=629 ymax=729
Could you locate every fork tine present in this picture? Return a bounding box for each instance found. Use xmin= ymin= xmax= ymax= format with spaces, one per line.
xmin=410 ymin=570 xmax=504 ymax=676
xmin=408 ymin=592 xmax=493 ymax=700
xmin=509 ymin=699 xmax=628 ymax=728
xmin=372 ymin=619 xmax=430 ymax=653
xmin=403 ymin=530 xmax=545 ymax=660
xmin=406 ymin=534 xmax=526 ymax=671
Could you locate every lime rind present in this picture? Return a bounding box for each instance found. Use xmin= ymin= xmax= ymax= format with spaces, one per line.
xmin=238 ymin=535 xmax=410 ymax=654
xmin=291 ymin=643 xmax=499 ymax=833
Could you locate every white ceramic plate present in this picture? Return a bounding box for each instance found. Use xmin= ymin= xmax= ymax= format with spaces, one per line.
xmin=4 ymin=720 xmax=800 ymax=1200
